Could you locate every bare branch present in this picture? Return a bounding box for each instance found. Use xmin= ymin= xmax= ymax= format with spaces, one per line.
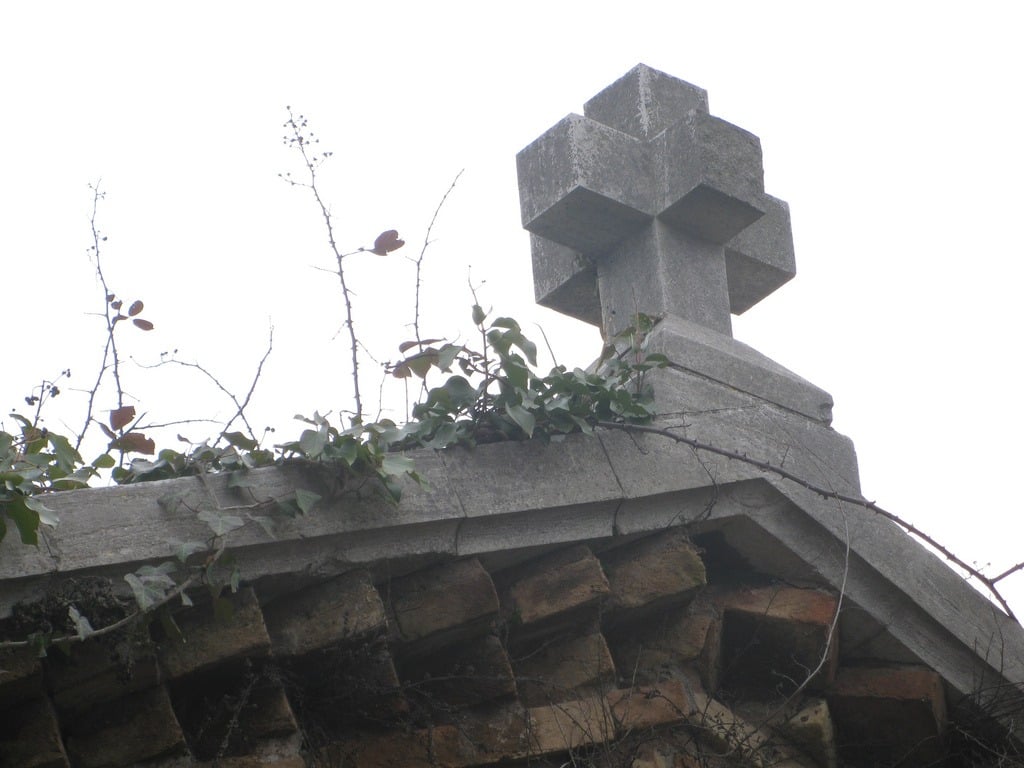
xmin=597 ymin=420 xmax=1018 ymax=621
xmin=76 ymin=182 xmax=125 ymax=449
xmin=413 ymin=169 xmax=464 ymax=345
xmin=282 ymin=108 xmax=363 ymax=423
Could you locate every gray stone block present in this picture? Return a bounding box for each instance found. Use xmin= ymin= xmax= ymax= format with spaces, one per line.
xmin=597 ymin=220 xmax=733 ymax=335
xmin=516 ymin=63 xmax=790 ymax=341
xmin=645 ymin=314 xmax=835 ymax=423
xmin=530 ymin=233 xmax=601 ymax=326
xmin=726 ymin=194 xmax=797 ymax=314
xmin=657 ymin=111 xmax=766 ymax=243
xmin=516 ymin=114 xmax=654 ymax=254
xmin=583 ymin=63 xmax=709 ymax=139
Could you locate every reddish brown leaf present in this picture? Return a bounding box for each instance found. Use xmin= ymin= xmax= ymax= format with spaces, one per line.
xmin=128 ymin=300 xmax=144 ymax=316
xmin=106 ymin=293 xmax=116 ymax=302
xmin=133 ymin=318 xmax=155 ymax=331
xmin=99 ymin=423 xmax=116 ymax=440
xmin=369 ymin=229 xmax=405 ymax=256
xmin=110 ymin=299 xmax=122 ymax=310
xmin=110 ymin=405 xmax=136 ymax=431
xmin=112 ymin=432 xmax=156 ymax=455
xmin=398 ymin=338 xmax=445 ymax=353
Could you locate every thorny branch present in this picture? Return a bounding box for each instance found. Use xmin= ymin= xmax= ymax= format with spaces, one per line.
xmin=598 ymin=420 xmax=1021 ymax=621
xmin=141 ymin=325 xmax=274 ymax=443
xmin=281 ymin=108 xmax=364 ymax=424
xmin=77 ymin=182 xmax=125 ymax=450
xmin=412 ymin=169 xmax=463 ymax=345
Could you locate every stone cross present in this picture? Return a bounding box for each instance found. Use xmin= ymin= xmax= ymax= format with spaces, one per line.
xmin=516 ymin=64 xmax=796 ymax=338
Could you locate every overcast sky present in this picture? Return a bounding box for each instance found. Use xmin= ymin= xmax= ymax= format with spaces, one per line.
xmin=3 ymin=3 xmax=1022 ymax=614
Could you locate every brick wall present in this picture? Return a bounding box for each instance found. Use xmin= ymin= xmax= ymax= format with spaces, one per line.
xmin=0 ymin=527 xmax=955 ymax=767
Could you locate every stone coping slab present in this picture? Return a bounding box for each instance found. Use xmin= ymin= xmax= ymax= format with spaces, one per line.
xmin=1 ymin=418 xmax=1020 ymax=721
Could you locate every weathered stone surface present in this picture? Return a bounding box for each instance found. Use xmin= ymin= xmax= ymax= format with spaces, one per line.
xmin=173 ymin=677 xmax=298 ymax=761
xmin=322 ymin=725 xmax=465 ymax=768
xmin=776 ymin=697 xmax=838 ymax=768
xmin=0 ymin=450 xmax=460 ymax=613
xmin=725 ymin=194 xmax=796 ymax=314
xmin=46 ymin=633 xmax=159 ymax=713
xmin=0 ymin=695 xmax=68 ymax=768
xmin=827 ymin=665 xmax=946 ymax=767
xmin=498 ymin=545 xmax=610 ymax=641
xmin=518 ymin=63 xmax=791 ymax=340
xmin=582 ymin=63 xmax=708 ymax=139
xmin=398 ymin=633 xmax=515 ymax=709
xmin=388 ymin=558 xmax=498 ymax=650
xmin=64 ymin=685 xmax=187 ymax=768
xmin=440 ymin=435 xmax=623 ymax=519
xmin=607 ymin=605 xmax=718 ymax=690
xmin=530 ymin=234 xmax=600 ymax=325
xmin=200 ymin=757 xmax=305 ymax=768
xmin=716 ymin=585 xmax=839 ymax=693
xmin=527 ymin=695 xmax=614 ymax=755
xmin=159 ymin=586 xmax=271 ymax=680
xmin=0 ymin=647 xmax=44 ymax=706
xmin=607 ymin=676 xmax=704 ymax=730
xmin=286 ymin=636 xmax=404 ymax=738
xmin=456 ymin=499 xmax=618 ymax=559
xmin=514 ymin=631 xmax=615 ymax=706
xmin=645 ymin=316 xmax=835 ymax=425
xmin=697 ymin=696 xmax=777 ymax=763
xmin=600 ymin=528 xmax=706 ymax=617
xmin=262 ymin=569 xmax=385 ymax=657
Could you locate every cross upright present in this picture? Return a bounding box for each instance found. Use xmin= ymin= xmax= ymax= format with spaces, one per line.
xmin=517 ymin=64 xmax=796 ymax=338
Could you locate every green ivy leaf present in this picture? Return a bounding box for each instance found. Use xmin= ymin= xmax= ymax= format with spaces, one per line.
xmin=6 ymin=497 xmax=39 ymax=545
xmin=197 ymin=510 xmax=245 ymax=537
xmin=505 ymin=403 xmax=535 ymax=438
xmin=24 ymin=495 xmax=58 ymax=527
xmin=294 ymin=488 xmax=321 ymax=516
xmin=298 ymin=427 xmax=327 ymax=459
xmin=381 ymin=454 xmax=415 ymax=476
xmin=223 ymin=431 xmax=259 ymax=451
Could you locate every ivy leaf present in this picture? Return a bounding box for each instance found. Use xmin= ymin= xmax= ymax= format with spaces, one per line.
xmin=170 ymin=540 xmax=205 ymax=562
xmin=505 ymin=403 xmax=536 ymax=438
xmin=223 ymin=431 xmax=259 ymax=451
xmin=471 ymin=304 xmax=487 ymax=326
xmin=125 ymin=563 xmax=177 ymax=610
xmin=294 ymin=488 xmax=321 ymax=516
xmin=7 ymin=497 xmax=40 ymax=545
xmin=24 ymin=495 xmax=58 ymax=527
xmin=127 ymin=300 xmax=144 ymax=316
xmin=226 ymin=470 xmax=252 ymax=489
xmin=67 ymin=606 xmax=94 ymax=640
xmin=197 ymin=510 xmax=245 ymax=537
xmin=92 ymin=453 xmax=116 ymax=469
xmin=381 ymin=454 xmax=415 ymax=477
xmin=133 ymin=319 xmax=155 ymax=331
xmin=398 ymin=338 xmax=445 ymax=353
xmin=298 ymin=428 xmax=327 ymax=459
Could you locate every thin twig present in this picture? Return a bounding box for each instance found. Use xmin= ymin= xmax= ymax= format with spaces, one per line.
xmin=283 ymin=108 xmax=363 ymax=423
xmin=413 ymin=169 xmax=463 ymax=345
xmin=0 ymin=542 xmax=226 ymax=651
xmin=76 ymin=182 xmax=125 ymax=450
xmin=596 ymin=420 xmax=1018 ymax=621
xmin=140 ymin=326 xmax=273 ymax=442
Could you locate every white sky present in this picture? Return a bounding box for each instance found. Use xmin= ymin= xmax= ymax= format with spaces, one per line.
xmin=3 ymin=3 xmax=1022 ymax=615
